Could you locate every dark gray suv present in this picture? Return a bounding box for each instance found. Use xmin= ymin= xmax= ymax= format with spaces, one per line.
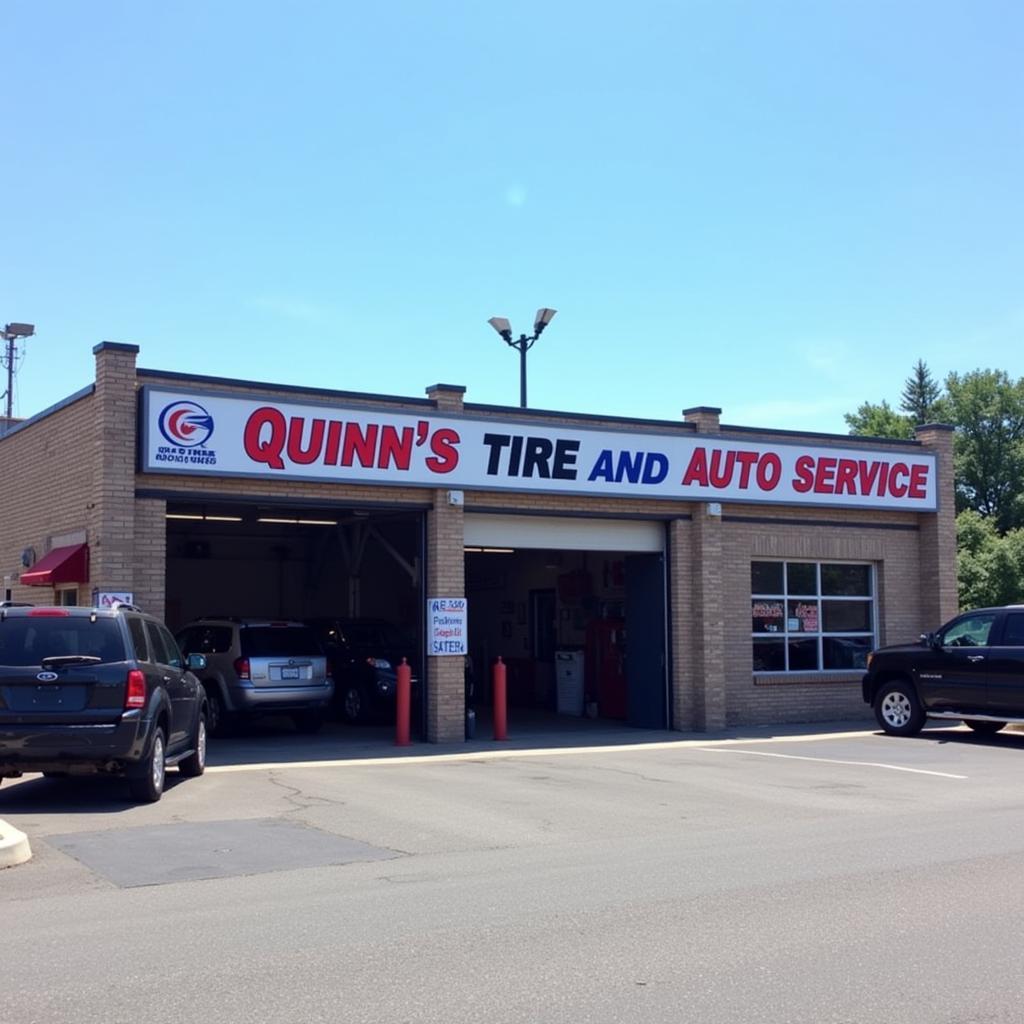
xmin=176 ymin=618 xmax=332 ymax=735
xmin=0 ymin=604 xmax=208 ymax=802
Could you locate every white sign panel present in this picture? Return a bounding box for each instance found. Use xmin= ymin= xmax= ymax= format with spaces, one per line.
xmin=96 ymin=591 xmax=134 ymax=608
xmin=140 ymin=387 xmax=939 ymax=511
xmin=428 ymin=598 xmax=467 ymax=656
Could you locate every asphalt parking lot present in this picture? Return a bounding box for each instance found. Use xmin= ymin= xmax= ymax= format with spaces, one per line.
xmin=4 ymin=719 xmax=1024 ymax=1023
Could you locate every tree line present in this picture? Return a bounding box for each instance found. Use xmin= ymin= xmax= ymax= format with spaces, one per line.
xmin=845 ymin=361 xmax=1024 ymax=610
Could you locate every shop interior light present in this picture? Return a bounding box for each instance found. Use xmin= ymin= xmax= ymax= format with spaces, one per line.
xmin=257 ymin=517 xmax=338 ymax=526
xmin=165 ymin=513 xmax=243 ymax=522
xmin=464 ymin=546 xmax=515 ymax=554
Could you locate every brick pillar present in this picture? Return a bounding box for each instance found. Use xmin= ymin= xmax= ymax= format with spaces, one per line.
xmin=682 ymin=405 xmax=721 ymax=433
xmin=916 ymin=423 xmax=957 ymax=626
xmin=691 ymin=503 xmax=726 ymax=729
xmin=88 ymin=342 xmax=140 ymax=602
xmin=425 ymin=383 xmax=467 ymax=742
xmin=683 ymin=405 xmax=726 ymax=730
xmin=133 ymin=498 xmax=167 ymax=622
xmin=668 ymin=518 xmax=696 ymax=730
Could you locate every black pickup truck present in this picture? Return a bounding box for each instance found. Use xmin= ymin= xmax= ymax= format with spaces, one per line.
xmin=863 ymin=605 xmax=1024 ymax=736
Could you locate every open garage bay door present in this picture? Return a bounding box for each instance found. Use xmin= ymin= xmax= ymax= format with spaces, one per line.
xmin=464 ymin=514 xmax=669 ymax=730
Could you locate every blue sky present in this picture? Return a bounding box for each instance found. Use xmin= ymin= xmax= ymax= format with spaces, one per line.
xmin=3 ymin=0 xmax=1022 ymax=432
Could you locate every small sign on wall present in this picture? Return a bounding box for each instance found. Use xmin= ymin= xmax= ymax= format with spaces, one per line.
xmin=428 ymin=597 xmax=467 ymax=656
xmin=96 ymin=591 xmax=134 ymax=609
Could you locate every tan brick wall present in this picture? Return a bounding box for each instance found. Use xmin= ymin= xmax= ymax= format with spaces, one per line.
xmin=916 ymin=425 xmax=958 ymax=624
xmin=133 ymin=498 xmax=167 ymax=621
xmin=0 ymin=390 xmax=96 ymax=604
xmin=89 ymin=345 xmax=139 ymax=597
xmin=668 ymin=518 xmax=695 ymax=729
xmin=721 ymin=508 xmax=923 ymax=726
xmin=426 ymin=494 xmax=466 ymax=742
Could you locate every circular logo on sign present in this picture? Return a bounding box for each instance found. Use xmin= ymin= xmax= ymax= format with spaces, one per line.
xmin=158 ymin=400 xmax=214 ymax=447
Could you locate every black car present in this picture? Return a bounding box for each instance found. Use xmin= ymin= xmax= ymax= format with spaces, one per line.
xmin=308 ymin=618 xmax=418 ymax=724
xmin=863 ymin=604 xmax=1024 ymax=736
xmin=0 ymin=604 xmax=208 ymax=802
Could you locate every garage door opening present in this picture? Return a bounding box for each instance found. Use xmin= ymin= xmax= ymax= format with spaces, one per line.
xmin=164 ymin=501 xmax=425 ymax=739
xmin=464 ymin=515 xmax=669 ymax=731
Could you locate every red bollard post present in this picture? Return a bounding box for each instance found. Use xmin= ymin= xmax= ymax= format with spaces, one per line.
xmin=395 ymin=657 xmax=412 ymax=747
xmin=493 ymin=655 xmax=507 ymax=741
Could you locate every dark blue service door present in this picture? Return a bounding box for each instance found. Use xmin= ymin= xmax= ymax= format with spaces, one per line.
xmin=625 ymin=553 xmax=667 ymax=729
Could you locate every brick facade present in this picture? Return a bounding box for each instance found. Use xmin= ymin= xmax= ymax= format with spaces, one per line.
xmin=0 ymin=350 xmax=959 ymax=740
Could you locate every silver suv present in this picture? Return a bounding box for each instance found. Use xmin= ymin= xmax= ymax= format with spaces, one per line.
xmin=176 ymin=619 xmax=332 ymax=735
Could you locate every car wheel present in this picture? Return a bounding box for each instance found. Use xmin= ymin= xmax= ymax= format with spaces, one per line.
xmin=127 ymin=726 xmax=167 ymax=803
xmin=203 ymin=684 xmax=228 ymax=736
xmin=178 ymin=712 xmax=207 ymax=777
xmin=873 ymin=680 xmax=926 ymax=736
xmin=292 ymin=711 xmax=324 ymax=735
xmin=965 ymin=719 xmax=1007 ymax=735
xmin=341 ymin=685 xmax=366 ymax=724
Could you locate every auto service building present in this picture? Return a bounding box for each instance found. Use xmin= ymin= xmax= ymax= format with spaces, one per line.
xmin=0 ymin=342 xmax=957 ymax=741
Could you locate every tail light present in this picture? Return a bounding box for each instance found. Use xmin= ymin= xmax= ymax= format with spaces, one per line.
xmin=234 ymin=657 xmax=251 ymax=681
xmin=125 ymin=669 xmax=146 ymax=709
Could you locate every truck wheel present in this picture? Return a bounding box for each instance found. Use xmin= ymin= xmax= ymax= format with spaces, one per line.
xmin=127 ymin=726 xmax=166 ymax=803
xmin=965 ymin=719 xmax=1006 ymax=735
xmin=873 ymin=680 xmax=926 ymax=736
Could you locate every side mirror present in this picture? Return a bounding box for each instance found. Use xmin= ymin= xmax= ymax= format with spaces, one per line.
xmin=187 ymin=653 xmax=207 ymax=672
xmin=921 ymin=632 xmax=941 ymax=650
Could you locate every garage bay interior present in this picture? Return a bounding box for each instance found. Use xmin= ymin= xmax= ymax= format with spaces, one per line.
xmin=164 ymin=500 xmax=426 ymax=731
xmin=464 ymin=515 xmax=670 ymax=730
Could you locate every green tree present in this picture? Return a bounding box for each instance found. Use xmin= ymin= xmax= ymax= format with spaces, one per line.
xmin=899 ymin=359 xmax=945 ymax=424
xmin=843 ymin=400 xmax=915 ymax=439
xmin=944 ymin=369 xmax=1024 ymax=532
xmin=956 ymin=509 xmax=1024 ymax=609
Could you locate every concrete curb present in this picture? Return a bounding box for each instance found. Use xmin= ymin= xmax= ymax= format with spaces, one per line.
xmin=0 ymin=818 xmax=32 ymax=869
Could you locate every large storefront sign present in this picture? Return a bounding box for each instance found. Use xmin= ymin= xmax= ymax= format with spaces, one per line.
xmin=140 ymin=387 xmax=939 ymax=511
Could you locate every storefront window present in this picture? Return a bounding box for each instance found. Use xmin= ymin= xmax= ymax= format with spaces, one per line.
xmin=751 ymin=560 xmax=875 ymax=673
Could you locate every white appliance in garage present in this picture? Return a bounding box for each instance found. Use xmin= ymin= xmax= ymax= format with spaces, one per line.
xmin=555 ymin=649 xmax=585 ymax=716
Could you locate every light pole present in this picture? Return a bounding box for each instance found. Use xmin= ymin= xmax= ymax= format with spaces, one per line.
xmin=1 ymin=322 xmax=35 ymax=421
xmin=486 ymin=308 xmax=557 ymax=408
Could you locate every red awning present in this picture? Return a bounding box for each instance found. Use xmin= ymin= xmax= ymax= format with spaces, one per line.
xmin=20 ymin=544 xmax=90 ymax=587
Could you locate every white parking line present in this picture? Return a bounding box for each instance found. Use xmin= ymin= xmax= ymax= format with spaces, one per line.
xmin=205 ymin=728 xmax=880 ymax=774
xmin=693 ymin=747 xmax=968 ymax=779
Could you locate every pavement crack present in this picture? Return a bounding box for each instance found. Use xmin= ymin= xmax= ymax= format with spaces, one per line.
xmin=267 ymin=772 xmax=348 ymax=813
xmin=590 ymin=764 xmax=675 ymax=785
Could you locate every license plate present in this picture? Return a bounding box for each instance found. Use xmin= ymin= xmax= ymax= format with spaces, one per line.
xmin=281 ymin=667 xmax=300 ymax=680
